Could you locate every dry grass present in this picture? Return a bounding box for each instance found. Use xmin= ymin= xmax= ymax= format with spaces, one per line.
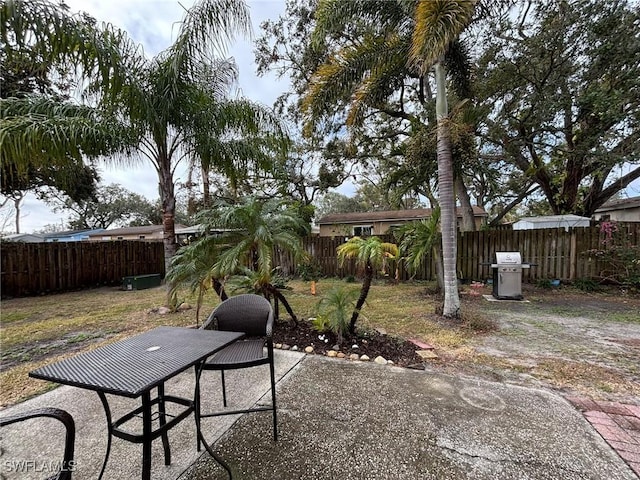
xmin=2 ymin=279 xmax=638 ymax=407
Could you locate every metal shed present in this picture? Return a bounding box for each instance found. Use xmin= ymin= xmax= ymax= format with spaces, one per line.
xmin=512 ymin=214 xmax=590 ymax=231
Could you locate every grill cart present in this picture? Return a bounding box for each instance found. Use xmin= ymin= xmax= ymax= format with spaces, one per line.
xmin=490 ymin=252 xmax=532 ymax=300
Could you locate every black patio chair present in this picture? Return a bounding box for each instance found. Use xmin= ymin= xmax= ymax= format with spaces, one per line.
xmin=0 ymin=408 xmax=75 ymax=480
xmin=197 ymin=294 xmax=278 ymax=442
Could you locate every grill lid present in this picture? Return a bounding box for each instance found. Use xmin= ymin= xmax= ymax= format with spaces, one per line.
xmin=494 ymin=251 xmax=522 ymax=265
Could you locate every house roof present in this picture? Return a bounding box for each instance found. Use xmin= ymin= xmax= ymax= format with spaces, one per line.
xmin=1 ymin=233 xmax=45 ymax=242
xmin=88 ymin=225 xmax=186 ymax=237
xmin=317 ymin=207 xmax=487 ymax=225
xmin=43 ymin=228 xmax=104 ymax=239
xmin=595 ymin=196 xmax=640 ymax=212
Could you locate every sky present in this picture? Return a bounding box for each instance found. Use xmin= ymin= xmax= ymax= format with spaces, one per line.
xmin=4 ymin=1 xmax=639 ymax=233
xmin=9 ymin=0 xmax=289 ymax=233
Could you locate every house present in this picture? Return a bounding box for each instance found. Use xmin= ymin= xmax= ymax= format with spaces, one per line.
xmin=512 ymin=215 xmax=591 ymax=231
xmin=1 ymin=233 xmax=45 ymax=243
xmin=43 ymin=228 xmax=105 ymax=242
xmin=175 ymin=224 xmax=235 ymax=244
xmin=593 ymin=196 xmax=640 ymax=223
xmin=88 ymin=225 xmax=185 ymax=241
xmin=316 ymin=207 xmax=488 ymax=237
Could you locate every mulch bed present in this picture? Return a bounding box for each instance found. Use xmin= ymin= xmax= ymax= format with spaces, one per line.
xmin=272 ymin=319 xmax=424 ymax=368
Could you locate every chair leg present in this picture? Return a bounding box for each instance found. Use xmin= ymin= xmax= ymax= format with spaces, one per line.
xmin=220 ymin=370 xmax=227 ymax=407
xmin=269 ymin=358 xmax=278 ymax=441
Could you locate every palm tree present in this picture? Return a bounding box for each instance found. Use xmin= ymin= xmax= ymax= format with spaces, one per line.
xmin=394 ymin=208 xmax=444 ymax=290
xmin=303 ymin=0 xmax=479 ymax=318
xmin=410 ymin=0 xmax=476 ymax=318
xmin=165 ymin=234 xmax=228 ymax=325
xmin=198 ymin=196 xmax=309 ymax=321
xmin=2 ymin=0 xmax=289 ymax=307
xmin=337 ymin=236 xmax=398 ymax=334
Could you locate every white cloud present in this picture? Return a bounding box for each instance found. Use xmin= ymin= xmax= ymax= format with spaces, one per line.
xmin=9 ymin=0 xmax=287 ymax=233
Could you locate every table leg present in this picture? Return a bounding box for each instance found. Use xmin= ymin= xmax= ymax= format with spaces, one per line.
xmin=96 ymin=392 xmax=113 ymax=480
xmin=157 ymin=384 xmax=171 ymax=465
xmin=194 ymin=364 xmax=202 ymax=452
xmin=142 ymin=391 xmax=152 ymax=480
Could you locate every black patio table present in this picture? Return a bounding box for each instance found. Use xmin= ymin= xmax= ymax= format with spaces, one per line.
xmin=29 ymin=326 xmax=244 ymax=480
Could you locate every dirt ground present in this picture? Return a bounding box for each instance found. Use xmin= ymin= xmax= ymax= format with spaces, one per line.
xmin=438 ymin=284 xmax=640 ymax=403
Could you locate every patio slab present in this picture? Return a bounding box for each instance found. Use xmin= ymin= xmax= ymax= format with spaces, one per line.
xmin=1 ymin=352 xmax=637 ymax=480
xmin=182 ymin=355 xmax=636 ymax=480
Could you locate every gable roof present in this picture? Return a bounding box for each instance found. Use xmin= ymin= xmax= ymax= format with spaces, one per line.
xmin=595 ymin=196 xmax=640 ymax=212
xmin=43 ymin=228 xmax=104 ymax=239
xmin=317 ymin=207 xmax=487 ymax=225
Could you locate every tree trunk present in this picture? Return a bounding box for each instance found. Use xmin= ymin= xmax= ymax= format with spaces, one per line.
xmin=455 ymin=176 xmax=476 ymax=232
xmin=158 ymin=154 xmax=177 ymax=307
xmin=14 ymin=195 xmax=21 ymax=234
xmin=201 ymin=164 xmax=211 ymax=208
xmin=435 ymin=61 xmax=461 ymax=319
xmin=212 ymin=278 xmax=228 ymax=301
xmin=432 ymin=242 xmax=444 ymax=292
xmin=267 ymin=284 xmax=297 ymax=324
xmin=349 ymin=262 xmax=372 ymax=333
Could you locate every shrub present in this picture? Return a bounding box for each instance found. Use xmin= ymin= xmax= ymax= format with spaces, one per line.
xmin=536 ymin=278 xmax=553 ymax=289
xmin=573 ymin=278 xmax=599 ymax=292
xmin=583 ymin=221 xmax=640 ymax=289
xmin=313 ymin=286 xmax=360 ymax=343
xmin=297 ymin=260 xmax=322 ymax=281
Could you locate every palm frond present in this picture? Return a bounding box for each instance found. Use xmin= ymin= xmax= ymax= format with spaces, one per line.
xmin=409 ymin=0 xmax=476 ymax=74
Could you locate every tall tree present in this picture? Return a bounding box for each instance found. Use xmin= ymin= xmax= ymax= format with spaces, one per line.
xmin=476 ymin=0 xmax=640 ymax=216
xmin=302 ymin=0 xmax=480 ymax=318
xmin=3 ymin=0 xmax=289 ymax=306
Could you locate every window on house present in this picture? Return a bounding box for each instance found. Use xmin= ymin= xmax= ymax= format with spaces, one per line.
xmin=352 ymin=225 xmax=372 ymax=236
xmin=139 ymin=235 xmax=145 ymax=239
xmin=117 ymin=236 xmax=124 ymax=240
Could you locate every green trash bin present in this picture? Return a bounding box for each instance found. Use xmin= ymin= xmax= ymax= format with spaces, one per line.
xmin=122 ymin=274 xmax=162 ymax=290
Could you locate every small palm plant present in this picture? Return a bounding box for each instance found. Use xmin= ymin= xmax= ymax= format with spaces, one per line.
xmin=165 ymin=234 xmax=229 ymax=325
xmin=337 ymin=236 xmax=398 ymax=334
xmin=200 ymin=196 xmax=309 ymax=321
xmin=314 ymin=286 xmax=360 ymax=345
xmin=393 ymin=207 xmax=443 ymax=290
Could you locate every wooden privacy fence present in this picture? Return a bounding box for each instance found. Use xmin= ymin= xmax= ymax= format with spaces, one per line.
xmin=3 ymin=225 xmax=638 ymax=297
xmin=276 ymin=225 xmax=640 ymax=283
xmin=1 ymin=241 xmax=165 ymax=298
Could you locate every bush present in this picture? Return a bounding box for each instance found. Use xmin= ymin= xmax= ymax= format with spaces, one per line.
xmin=536 ymin=278 xmax=553 ymax=289
xmin=297 ymin=260 xmax=322 ymax=281
xmin=583 ymin=221 xmax=640 ymax=289
xmin=313 ymin=286 xmax=359 ymax=343
xmin=573 ymin=278 xmax=599 ymax=292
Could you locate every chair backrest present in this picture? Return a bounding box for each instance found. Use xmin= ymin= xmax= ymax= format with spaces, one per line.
xmin=0 ymin=407 xmax=75 ymax=480
xmin=202 ymin=294 xmax=273 ymax=337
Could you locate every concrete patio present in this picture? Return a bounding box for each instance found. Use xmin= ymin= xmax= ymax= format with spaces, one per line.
xmin=1 ymin=351 xmax=636 ymax=479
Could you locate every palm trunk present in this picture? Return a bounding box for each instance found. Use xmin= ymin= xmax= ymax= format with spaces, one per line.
xmin=212 ymin=278 xmax=228 ymax=301
xmin=349 ymin=262 xmax=372 ymax=333
xmin=435 ymin=61 xmax=461 ymax=319
xmin=266 ymin=284 xmax=297 ymax=324
xmin=158 ymin=154 xmax=177 ymax=307
xmin=201 ymin=164 xmax=211 ymax=207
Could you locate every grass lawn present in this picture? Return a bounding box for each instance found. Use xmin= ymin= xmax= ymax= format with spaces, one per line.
xmin=1 ymin=278 xmax=638 ymax=407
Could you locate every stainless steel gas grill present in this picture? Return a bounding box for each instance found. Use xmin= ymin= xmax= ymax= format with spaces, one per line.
xmin=490 ymin=251 xmax=532 ymax=300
